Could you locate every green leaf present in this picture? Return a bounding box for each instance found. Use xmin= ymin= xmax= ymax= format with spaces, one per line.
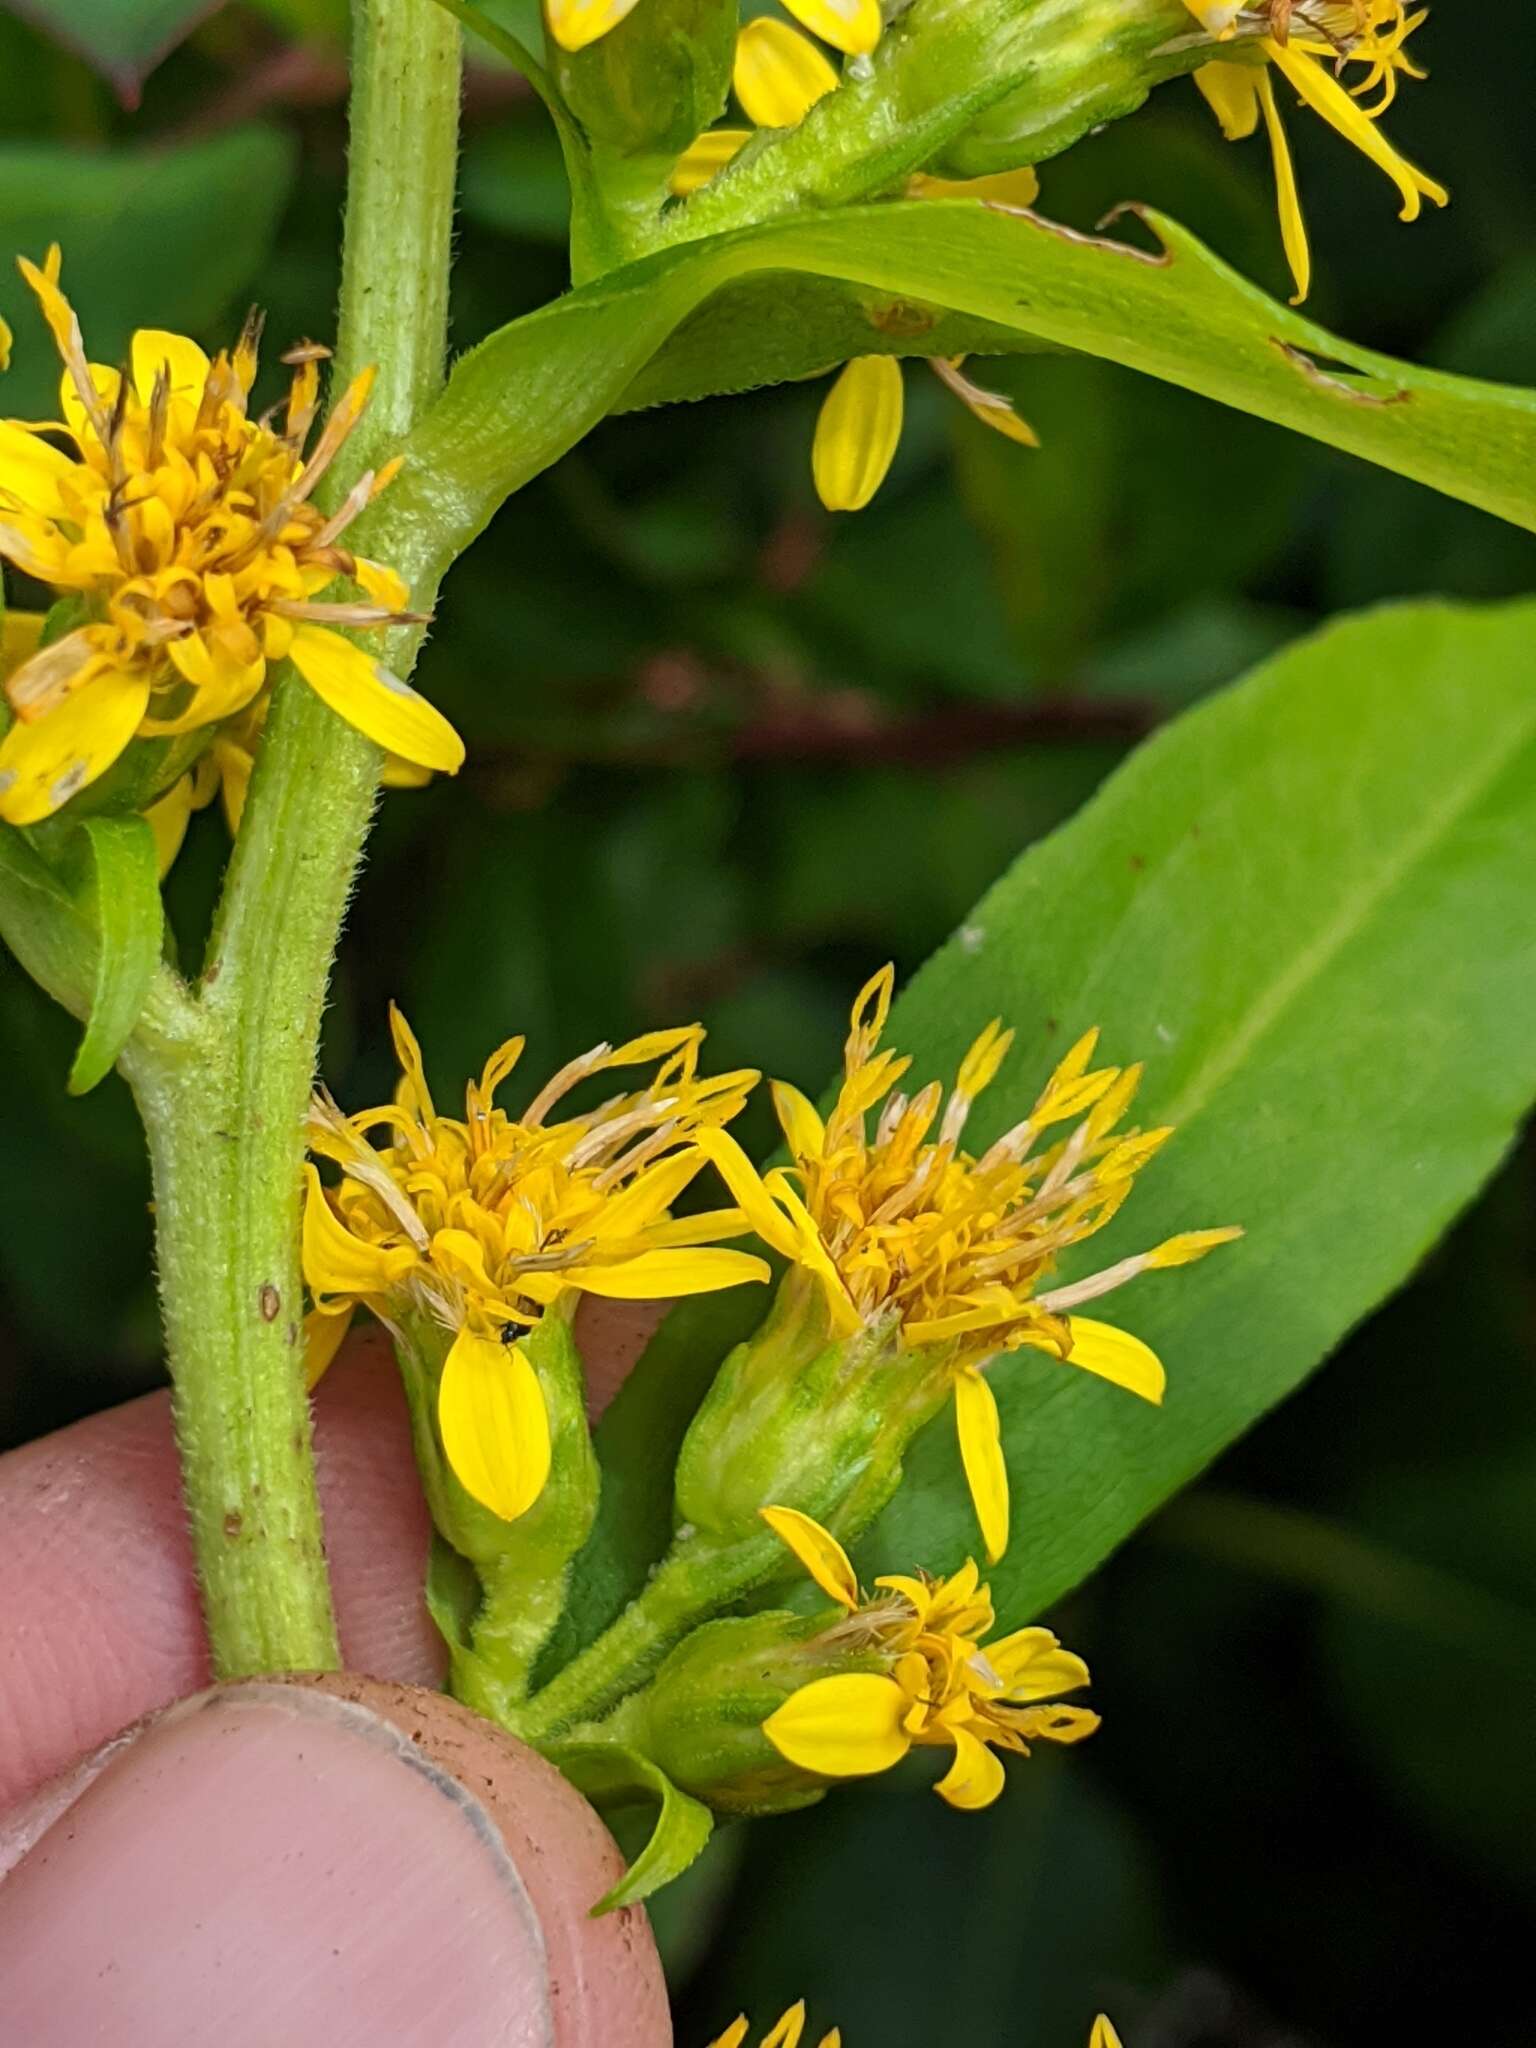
xmin=401 ymin=202 xmax=1536 ymax=589
xmin=64 ymin=816 xmax=163 ymax=1095
xmin=3 ymin=1 xmax=225 ymax=96
xmin=0 ymin=127 xmax=298 ymax=418
xmin=571 ymin=599 xmax=1536 ymax=1646
xmin=546 ymin=1740 xmax=715 ymax=1913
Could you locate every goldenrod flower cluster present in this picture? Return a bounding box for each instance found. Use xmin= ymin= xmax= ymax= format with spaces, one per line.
xmin=0 ymin=249 xmax=460 ymax=828
xmin=759 ymin=1505 xmax=1097 ymax=1809
xmin=302 ymin=1008 xmax=768 ymax=1518
xmin=698 ymin=966 xmax=1239 ymax=1560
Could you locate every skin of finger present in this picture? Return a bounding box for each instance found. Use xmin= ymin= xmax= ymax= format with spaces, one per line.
xmin=0 ymin=1339 xmax=439 ymax=1812
xmin=0 ymin=1678 xmax=672 ymax=2048
xmin=0 ymin=1301 xmax=667 ymax=1813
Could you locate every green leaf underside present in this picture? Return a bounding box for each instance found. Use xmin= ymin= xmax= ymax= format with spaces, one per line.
xmin=3 ymin=1 xmax=221 ymax=93
xmin=547 ymin=1741 xmax=714 ymax=1913
xmin=403 ymin=203 xmax=1536 ymax=593
xmin=571 ymin=599 xmax=1536 ymax=1645
xmin=65 ymin=816 xmax=163 ymax=1094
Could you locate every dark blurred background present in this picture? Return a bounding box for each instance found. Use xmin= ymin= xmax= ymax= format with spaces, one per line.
xmin=1 ymin=3 xmax=1533 ymax=2041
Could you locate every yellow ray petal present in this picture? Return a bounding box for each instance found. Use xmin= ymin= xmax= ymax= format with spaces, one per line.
xmin=770 ymin=1078 xmax=826 ymax=1160
xmin=761 ymin=1504 xmax=859 ymax=1608
xmin=0 ymin=420 xmax=76 ymax=519
xmin=0 ymin=662 xmax=148 ymax=825
xmin=1256 ymin=68 xmax=1311 ymax=304
xmin=762 ymin=2003 xmax=808 ymax=2048
xmin=908 ymin=165 xmax=1040 ymax=206
xmin=1146 ymin=1225 xmax=1244 ymax=1267
xmin=545 ymin=0 xmax=644 ymax=52
xmin=1194 ymin=58 xmax=1261 ymax=140
xmin=670 ymin=127 xmax=752 ymax=197
xmin=932 ymin=1724 xmax=1008 ymax=1810
xmin=559 ymin=1246 xmax=770 ymax=1298
xmin=303 ymin=1304 xmax=355 ymax=1391
xmin=1059 ymin=1316 xmax=1167 ymax=1403
xmin=300 ymin=1164 xmax=417 ymax=1304
xmin=129 ymin=328 xmax=210 ymax=406
xmin=930 ymin=356 xmax=1040 ymax=447
xmin=812 ymin=356 xmax=903 ymax=512
xmin=691 ymin=1124 xmax=803 ymax=1261
xmin=1089 ymin=2019 xmax=1123 ymax=2048
xmin=145 ymin=772 xmax=196 ymax=878
xmin=288 ymin=624 xmax=464 ymax=773
xmin=954 ymin=1365 xmax=1009 ymax=1564
xmin=1266 ymin=37 xmax=1447 ymax=219
xmin=734 ymin=18 xmax=839 ymax=129
xmin=782 ymin=0 xmax=881 ymax=57
xmin=705 ymin=2023 xmax=749 ymax=2048
xmin=438 ymin=1330 xmax=552 ymax=1522
xmin=0 ymin=609 xmax=46 ymax=681
xmin=763 ymin=1673 xmax=911 ymax=1777
xmin=985 ymin=1627 xmax=1092 ymax=1700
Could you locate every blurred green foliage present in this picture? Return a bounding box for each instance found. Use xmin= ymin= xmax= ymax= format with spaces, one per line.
xmin=1 ymin=3 xmax=1533 ymax=2043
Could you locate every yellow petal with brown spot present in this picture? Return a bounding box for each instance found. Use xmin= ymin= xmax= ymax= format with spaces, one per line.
xmin=288 ymin=623 xmax=464 ymax=773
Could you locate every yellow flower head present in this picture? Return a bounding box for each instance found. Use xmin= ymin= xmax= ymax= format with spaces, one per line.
xmin=1182 ymin=2 xmax=1445 ymax=303
xmin=759 ymin=1506 xmax=1098 ymax=1810
xmin=698 ymin=966 xmax=1240 ymax=1561
xmin=707 ymin=2003 xmax=840 ymax=2048
xmin=302 ymin=1009 xmax=771 ymax=1518
xmin=0 ymin=248 xmax=462 ymax=826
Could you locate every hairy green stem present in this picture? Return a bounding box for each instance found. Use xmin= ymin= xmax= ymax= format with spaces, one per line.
xmin=121 ymin=0 xmax=463 ymax=1678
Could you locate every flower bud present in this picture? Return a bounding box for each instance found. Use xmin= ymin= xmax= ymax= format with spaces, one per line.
xmin=552 ymin=0 xmax=738 ymax=160
xmin=623 ymin=1609 xmax=878 ymax=1815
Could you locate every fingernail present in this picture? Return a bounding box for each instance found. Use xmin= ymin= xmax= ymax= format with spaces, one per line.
xmin=0 ymin=1682 xmax=556 ymax=2046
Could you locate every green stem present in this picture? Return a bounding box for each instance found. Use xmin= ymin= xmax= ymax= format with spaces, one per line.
xmin=120 ymin=0 xmax=463 ymax=1679
xmin=511 ymin=1529 xmax=779 ymax=1743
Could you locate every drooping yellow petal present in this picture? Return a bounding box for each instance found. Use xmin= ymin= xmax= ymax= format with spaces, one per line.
xmin=761 ymin=1504 xmax=860 ymax=1609
xmin=669 ymin=127 xmax=753 ymax=197
xmin=930 ymin=356 xmax=1040 ymax=448
xmin=0 ymin=662 xmax=149 ymax=825
xmin=1266 ymin=36 xmax=1447 ymax=219
xmin=1089 ymin=2018 xmax=1123 ymax=2048
xmin=763 ymin=1672 xmax=911 ymax=1778
xmin=1059 ymin=1316 xmax=1167 ymax=1403
xmin=303 ymin=1304 xmax=355 ymax=1391
xmin=984 ymin=1626 xmax=1092 ymax=1700
xmin=145 ymin=772 xmax=197 ymax=877
xmin=812 ymin=355 xmax=903 ymax=512
xmin=1256 ymin=68 xmax=1311 ymax=304
xmin=300 ymin=1164 xmax=417 ymax=1305
xmin=782 ymin=0 xmax=881 ymax=58
xmin=770 ymin=1078 xmax=826 ymax=1160
xmin=705 ymin=2023 xmax=749 ymax=2048
xmin=1194 ymin=58 xmax=1261 ymax=140
xmin=932 ymin=1724 xmax=1008 ymax=1810
xmin=734 ymin=18 xmax=839 ymax=129
xmin=129 ymin=328 xmax=210 ymax=406
xmin=288 ymin=624 xmax=464 ymax=773
xmin=908 ymin=165 xmax=1040 ymax=206
xmin=438 ymin=1330 xmax=552 ymax=1522
xmin=557 ymin=1246 xmax=771 ymax=1297
xmin=545 ymin=0 xmax=644 ymax=51
xmin=954 ymin=1365 xmax=1009 ymax=1564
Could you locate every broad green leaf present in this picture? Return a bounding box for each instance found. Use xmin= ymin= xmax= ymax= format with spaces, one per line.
xmin=0 ymin=128 xmax=297 ymax=418
xmin=401 ymin=202 xmax=1536 ymax=591
xmin=547 ymin=1740 xmax=715 ymax=1913
xmin=64 ymin=816 xmax=163 ymax=1095
xmin=569 ymin=599 xmax=1536 ymax=1648
xmin=2 ymin=1 xmax=223 ymax=95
